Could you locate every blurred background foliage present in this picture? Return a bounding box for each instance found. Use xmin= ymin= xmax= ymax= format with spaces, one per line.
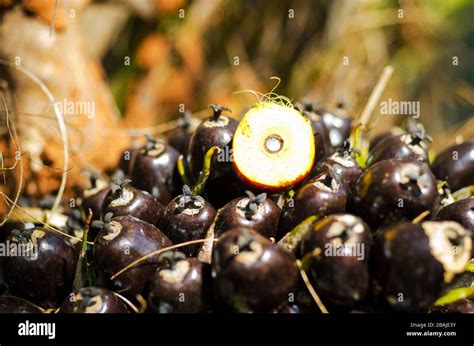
xmin=96 ymin=0 xmax=473 ymax=149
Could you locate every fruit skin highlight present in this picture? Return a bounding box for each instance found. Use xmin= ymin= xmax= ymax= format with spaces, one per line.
xmin=431 ymin=141 xmax=474 ymax=191
xmin=212 ymin=227 xmax=298 ymax=312
xmin=159 ymin=186 xmax=216 ymax=256
xmin=299 ymin=214 xmax=371 ymax=307
xmin=232 ymin=102 xmax=315 ymax=193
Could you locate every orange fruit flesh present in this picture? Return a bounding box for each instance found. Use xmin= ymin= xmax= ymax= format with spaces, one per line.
xmin=233 ymin=102 xmax=315 ymax=192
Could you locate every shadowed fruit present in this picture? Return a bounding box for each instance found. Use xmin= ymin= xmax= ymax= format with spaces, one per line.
xmin=279 ymin=169 xmax=347 ymax=238
xmin=59 ymin=287 xmax=129 ymax=313
xmin=4 ymin=227 xmax=78 ymax=308
xmin=81 ymin=172 xmax=110 ymax=221
xmin=300 ymin=214 xmax=371 ymax=306
xmin=366 ymin=125 xmax=431 ymax=166
xmin=188 ymin=104 xmax=238 ymax=180
xmin=212 ymin=227 xmax=297 ymax=312
xmin=159 ymin=185 xmax=216 ymax=256
xmin=94 ymin=215 xmax=172 ymax=300
xmin=215 ymin=191 xmax=280 ymax=239
xmin=168 ymin=111 xmax=196 ymax=157
xmin=0 ymin=296 xmax=44 ymax=313
xmin=353 ymin=158 xmax=437 ymax=227
xmin=431 ymin=141 xmax=474 ymax=191
xmin=146 ymin=252 xmax=207 ymax=313
xmin=102 ymin=179 xmax=164 ymax=226
xmin=131 ymin=136 xmax=180 ymax=205
xmin=373 ymin=221 xmax=472 ymax=311
xmin=294 ymin=100 xmax=331 ymax=161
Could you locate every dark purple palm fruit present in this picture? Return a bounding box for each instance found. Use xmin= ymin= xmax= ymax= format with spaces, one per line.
xmin=430 ymin=298 xmax=474 ymax=313
xmin=168 ymin=111 xmax=195 ymax=157
xmin=0 ymin=221 xmax=36 ymax=294
xmin=434 ymin=198 xmax=474 ymax=256
xmin=299 ymin=214 xmax=371 ymax=307
xmin=204 ymin=176 xmax=246 ymax=210
xmin=80 ymin=172 xmax=127 ymax=241
xmin=313 ymin=141 xmax=363 ymax=199
xmin=369 ymin=127 xmax=406 ymax=151
xmin=294 ymin=100 xmax=331 ymax=161
xmin=118 ymin=146 xmax=141 ymax=177
xmin=0 ymin=296 xmax=44 ymax=313
xmin=316 ymin=102 xmax=353 ymax=150
xmin=81 ymin=172 xmax=110 ymax=221
xmin=353 ymin=158 xmax=437 ymax=228
xmin=188 ymin=104 xmax=238 ymax=180
xmin=431 ymin=141 xmax=474 ymax=191
xmin=366 ymin=124 xmax=431 ymax=166
xmin=61 ymin=208 xmax=86 ymax=251
xmin=435 ymin=198 xmax=474 ymax=232
xmin=131 ymin=135 xmax=180 ymax=205
xmin=159 ymin=185 xmax=216 ymax=256
xmin=373 ymin=221 xmax=472 ymax=311
xmin=146 ymin=251 xmax=207 ymax=313
xmin=278 ymin=168 xmax=347 ymax=239
xmin=102 ymin=179 xmax=164 ymax=227
xmin=59 ymin=287 xmax=129 ymax=313
xmin=189 ymin=104 xmax=242 ymax=208
xmin=4 ymin=227 xmax=78 ymax=308
xmin=215 ymin=191 xmax=280 ymax=239
xmin=212 ymin=227 xmax=298 ymax=312
xmin=0 ymin=221 xmax=36 ymax=243
xmin=93 ymin=214 xmax=172 ymax=300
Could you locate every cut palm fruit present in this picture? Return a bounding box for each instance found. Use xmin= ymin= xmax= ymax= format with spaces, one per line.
xmin=233 ymin=102 xmax=315 ymax=192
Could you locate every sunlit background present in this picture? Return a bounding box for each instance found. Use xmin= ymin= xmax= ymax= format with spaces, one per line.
xmin=0 ymin=0 xmax=473 ymax=205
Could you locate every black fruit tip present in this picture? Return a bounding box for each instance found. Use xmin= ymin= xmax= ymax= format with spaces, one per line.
xmin=144 ymin=135 xmax=166 ymax=154
xmin=241 ymin=191 xmax=266 ymax=219
xmin=235 ymin=230 xmax=256 ymax=253
xmin=66 ymin=209 xmax=83 ymax=230
xmin=158 ymin=251 xmax=187 ymax=270
xmin=178 ymin=185 xmax=205 ymax=210
xmin=77 ymin=289 xmax=100 ymax=309
xmin=111 ymin=179 xmax=132 ymax=197
xmin=91 ymin=212 xmax=114 ymax=233
xmin=208 ymin=104 xmax=231 ymax=121
xmin=11 ymin=228 xmax=34 ymax=243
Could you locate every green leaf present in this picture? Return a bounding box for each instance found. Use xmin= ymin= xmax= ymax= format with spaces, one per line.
xmin=278 ymin=215 xmax=320 ymax=253
xmin=434 ymin=286 xmax=474 ymax=306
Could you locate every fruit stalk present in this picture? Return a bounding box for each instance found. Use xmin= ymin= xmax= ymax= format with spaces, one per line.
xmin=191 ymin=146 xmax=220 ymax=196
xmin=72 ymin=209 xmax=93 ymax=291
